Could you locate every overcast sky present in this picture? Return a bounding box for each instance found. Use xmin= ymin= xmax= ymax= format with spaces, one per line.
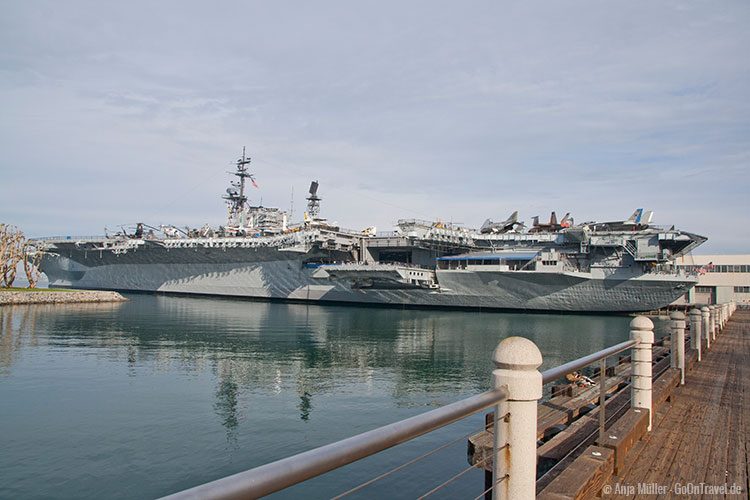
xmin=1 ymin=1 xmax=748 ymax=253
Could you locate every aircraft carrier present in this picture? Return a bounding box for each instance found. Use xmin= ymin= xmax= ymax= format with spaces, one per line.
xmin=37 ymin=150 xmax=706 ymax=313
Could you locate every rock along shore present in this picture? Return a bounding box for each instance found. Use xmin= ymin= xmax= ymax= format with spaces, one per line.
xmin=0 ymin=289 xmax=128 ymax=305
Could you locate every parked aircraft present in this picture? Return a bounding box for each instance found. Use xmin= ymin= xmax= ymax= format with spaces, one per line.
xmin=528 ymin=212 xmax=573 ymax=233
xmin=479 ymin=211 xmax=525 ymax=234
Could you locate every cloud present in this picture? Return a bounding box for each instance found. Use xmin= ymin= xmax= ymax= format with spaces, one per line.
xmin=1 ymin=0 xmax=748 ymax=253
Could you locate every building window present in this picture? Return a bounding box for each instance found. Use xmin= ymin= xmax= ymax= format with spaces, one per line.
xmin=701 ymin=264 xmax=750 ymax=273
xmin=734 ymin=286 xmax=750 ymax=293
xmin=677 ymin=263 xmax=750 ymax=273
xmin=695 ymin=286 xmax=713 ymax=293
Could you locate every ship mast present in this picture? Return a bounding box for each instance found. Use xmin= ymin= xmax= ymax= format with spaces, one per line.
xmin=223 ymin=147 xmax=255 ymax=231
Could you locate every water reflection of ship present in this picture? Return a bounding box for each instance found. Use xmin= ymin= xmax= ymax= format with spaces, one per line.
xmin=0 ymin=296 xmax=664 ymax=429
xmin=214 ymin=363 xmax=241 ymax=444
xmin=0 ymin=302 xmax=126 ymax=374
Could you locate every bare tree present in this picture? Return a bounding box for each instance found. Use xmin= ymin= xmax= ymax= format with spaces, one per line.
xmin=23 ymin=241 xmax=44 ymax=288
xmin=0 ymin=224 xmax=15 ymax=286
xmin=1 ymin=224 xmax=37 ymax=288
xmin=0 ymin=224 xmax=8 ymax=282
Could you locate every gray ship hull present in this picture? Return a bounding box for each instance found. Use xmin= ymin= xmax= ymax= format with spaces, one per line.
xmin=34 ymin=150 xmax=705 ymax=314
xmin=40 ymin=250 xmax=692 ymax=312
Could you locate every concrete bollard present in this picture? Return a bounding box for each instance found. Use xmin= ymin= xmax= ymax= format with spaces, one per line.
xmin=690 ymin=308 xmax=702 ymax=362
xmin=630 ymin=316 xmax=654 ymax=431
xmin=492 ymin=337 xmax=543 ymax=500
xmin=668 ymin=312 xmax=679 ymax=368
xmin=723 ymin=304 xmax=729 ymax=327
xmin=708 ymin=306 xmax=719 ymax=342
xmin=702 ymin=306 xmax=712 ymax=349
xmin=689 ymin=309 xmax=698 ymax=350
xmin=670 ymin=311 xmax=686 ymax=385
xmin=713 ymin=305 xmax=719 ymax=339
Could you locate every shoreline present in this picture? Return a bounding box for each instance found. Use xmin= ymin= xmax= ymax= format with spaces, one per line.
xmin=0 ymin=289 xmax=128 ymax=305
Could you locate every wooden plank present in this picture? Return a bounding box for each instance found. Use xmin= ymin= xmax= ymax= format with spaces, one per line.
xmin=698 ymin=320 xmax=736 ymax=488
xmin=642 ymin=341 xmax=726 ymax=487
xmin=652 ymin=368 xmax=679 ymax=407
xmin=606 ymin=398 xmax=673 ymax=495
xmin=470 ymin=362 xmax=634 ymax=472
xmin=604 ymin=319 xmax=727 ymax=494
xmin=538 ymin=446 xmax=614 ymax=500
xmin=726 ymin=318 xmax=748 ymax=493
xmin=599 ymin=310 xmax=749 ymax=499
xmin=536 ymin=390 xmax=631 ymax=493
xmin=536 ymin=371 xmax=629 ymax=440
xmin=469 ymin=325 xmax=688 ymax=483
xmin=473 ymin=311 xmax=747 ymax=498
xmin=538 ymin=416 xmax=598 ymax=464
xmin=594 ymin=408 xmax=649 ymax=475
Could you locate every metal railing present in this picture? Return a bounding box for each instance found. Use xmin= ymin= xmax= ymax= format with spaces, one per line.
xmin=32 ymin=235 xmax=107 ymax=242
xmin=375 ymin=231 xmax=398 ymax=238
xmin=162 ymin=389 xmax=509 ymax=500
xmin=540 ymin=339 xmax=637 ymax=384
xmin=161 ymin=301 xmax=737 ymax=500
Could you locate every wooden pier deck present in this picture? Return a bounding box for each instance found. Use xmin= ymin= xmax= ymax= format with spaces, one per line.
xmin=603 ymin=310 xmax=749 ymax=499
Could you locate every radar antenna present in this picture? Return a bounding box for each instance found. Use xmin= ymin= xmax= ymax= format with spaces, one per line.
xmin=306 ymin=180 xmax=321 ymax=219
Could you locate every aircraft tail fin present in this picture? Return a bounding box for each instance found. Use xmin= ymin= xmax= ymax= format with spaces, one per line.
xmin=626 ymin=208 xmax=643 ymax=224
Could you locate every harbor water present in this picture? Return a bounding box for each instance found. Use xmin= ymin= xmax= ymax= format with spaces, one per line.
xmin=0 ymin=294 xmax=669 ymax=499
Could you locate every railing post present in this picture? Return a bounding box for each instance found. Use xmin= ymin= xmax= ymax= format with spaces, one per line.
xmin=630 ymin=316 xmax=654 ymax=431
xmin=702 ymin=306 xmax=712 ymax=349
xmin=669 ymin=311 xmax=686 ymax=385
xmin=690 ymin=308 xmax=702 ymax=362
xmin=492 ymin=337 xmax=543 ymax=500
xmin=723 ymin=304 xmax=729 ymax=328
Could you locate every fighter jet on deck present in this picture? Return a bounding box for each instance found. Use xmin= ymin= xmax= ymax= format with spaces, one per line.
xmin=479 ymin=211 xmax=525 ymax=234
xmin=528 ymin=211 xmax=573 ymax=233
xmin=589 ymin=209 xmax=654 ymax=231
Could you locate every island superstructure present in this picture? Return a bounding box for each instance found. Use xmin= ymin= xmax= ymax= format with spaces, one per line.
xmin=37 ymin=150 xmax=706 ymax=312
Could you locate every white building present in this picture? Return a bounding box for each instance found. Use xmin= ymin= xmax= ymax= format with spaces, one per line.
xmin=674 ymin=254 xmax=750 ymax=305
